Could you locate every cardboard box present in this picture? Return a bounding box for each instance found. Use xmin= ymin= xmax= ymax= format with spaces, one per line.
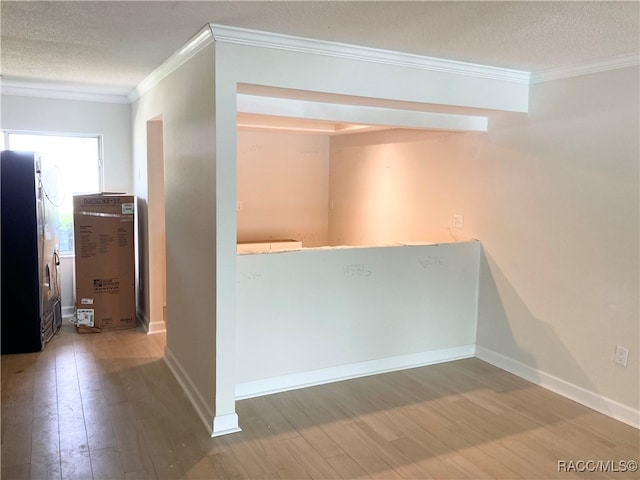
xmin=73 ymin=193 xmax=135 ymax=333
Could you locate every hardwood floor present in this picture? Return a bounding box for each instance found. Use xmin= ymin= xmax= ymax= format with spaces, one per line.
xmin=1 ymin=322 xmax=638 ymax=479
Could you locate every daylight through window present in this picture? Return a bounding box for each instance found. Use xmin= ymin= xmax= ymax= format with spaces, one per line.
xmin=3 ymin=132 xmax=102 ymax=253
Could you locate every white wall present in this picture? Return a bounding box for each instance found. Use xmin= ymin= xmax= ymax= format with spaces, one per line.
xmin=323 ymin=67 xmax=639 ymax=424
xmin=1 ymin=95 xmax=132 ymax=313
xmin=0 ymin=95 xmax=132 ymax=192
xmin=212 ymin=39 xmax=529 ymax=432
xmin=131 ymin=43 xmax=220 ymax=435
xmin=236 ymin=242 xmax=480 ymax=397
xmin=237 ymin=130 xmax=330 ymax=247
xmin=136 ymin=118 xmax=167 ymax=334
xmin=329 ymin=128 xmax=479 ymax=246
xmin=134 ymin=30 xmax=638 ymax=434
xmin=471 ymin=67 xmax=639 ymax=420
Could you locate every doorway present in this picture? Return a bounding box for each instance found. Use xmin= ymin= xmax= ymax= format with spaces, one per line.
xmin=145 ymin=117 xmax=167 ymax=333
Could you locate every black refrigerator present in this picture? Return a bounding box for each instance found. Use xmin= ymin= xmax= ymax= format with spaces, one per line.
xmin=1 ymin=150 xmax=63 ymax=354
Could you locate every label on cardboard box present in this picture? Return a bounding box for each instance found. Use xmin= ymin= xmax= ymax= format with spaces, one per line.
xmin=81 ymin=196 xmax=123 ymax=206
xmin=77 ymin=309 xmax=95 ymax=327
xmin=121 ymin=203 xmax=134 ymax=215
xmin=81 ymin=298 xmax=94 ymax=305
xmin=93 ymin=278 xmax=120 ymax=294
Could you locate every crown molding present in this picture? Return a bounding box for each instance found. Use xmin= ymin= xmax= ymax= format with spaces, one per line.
xmin=530 ymin=53 xmax=640 ymax=83
xmin=127 ymin=25 xmax=214 ymax=103
xmin=0 ymin=80 xmax=130 ymax=104
xmin=210 ymin=24 xmax=531 ymax=85
xmin=4 ymin=24 xmax=638 ymax=105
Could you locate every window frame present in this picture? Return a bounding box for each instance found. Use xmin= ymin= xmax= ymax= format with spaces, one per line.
xmin=1 ymin=129 xmax=104 ymax=256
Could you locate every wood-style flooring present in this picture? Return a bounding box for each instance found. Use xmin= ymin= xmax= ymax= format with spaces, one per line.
xmin=1 ymin=322 xmax=638 ymax=479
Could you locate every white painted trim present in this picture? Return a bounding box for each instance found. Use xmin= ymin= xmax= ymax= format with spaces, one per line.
xmin=237 ymin=94 xmax=488 ymax=132
xmin=236 ymin=344 xmax=475 ymax=400
xmin=237 ymin=121 xmax=387 ymax=136
xmin=212 ymin=413 xmax=242 ymax=437
xmin=136 ymin=306 xmax=166 ymax=335
xmin=475 ymin=346 xmax=640 ymax=429
xmin=531 ymin=54 xmax=640 ymax=83
xmin=128 ymin=25 xmax=214 ymax=103
xmin=146 ymin=321 xmax=166 ymax=335
xmin=62 ymin=306 xmax=75 ymax=319
xmin=163 ymin=346 xmax=217 ymax=436
xmin=1 ymin=80 xmax=130 ymax=104
xmin=210 ymin=24 xmax=530 ymax=84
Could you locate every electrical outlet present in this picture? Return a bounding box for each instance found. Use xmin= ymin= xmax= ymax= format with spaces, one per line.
xmin=236 ymin=201 xmax=243 ymax=211
xmin=614 ymin=345 xmax=629 ymax=367
xmin=453 ymin=214 xmax=464 ymax=229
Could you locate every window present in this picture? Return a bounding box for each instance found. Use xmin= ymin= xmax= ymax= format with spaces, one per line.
xmin=2 ymin=132 xmax=102 ymax=253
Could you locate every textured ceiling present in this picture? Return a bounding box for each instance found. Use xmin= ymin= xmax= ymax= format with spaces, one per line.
xmin=1 ymin=1 xmax=639 ymax=96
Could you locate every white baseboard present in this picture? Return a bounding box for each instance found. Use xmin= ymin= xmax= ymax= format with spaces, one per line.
xmin=475 ymin=346 xmax=640 ymax=429
xmin=148 ymin=322 xmax=167 ymax=334
xmin=236 ymin=344 xmax=475 ymax=400
xmin=163 ymin=347 xmax=217 ymax=436
xmin=212 ymin=413 xmax=242 ymax=437
xmin=62 ymin=306 xmax=75 ymax=318
xmin=136 ymin=307 xmax=166 ymax=334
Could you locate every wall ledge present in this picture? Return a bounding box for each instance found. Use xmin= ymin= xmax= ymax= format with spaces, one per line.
xmin=475 ymin=345 xmax=640 ymax=429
